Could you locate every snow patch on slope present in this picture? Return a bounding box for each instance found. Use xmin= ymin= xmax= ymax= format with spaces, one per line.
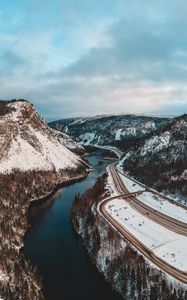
xmin=115 ymin=129 xmax=122 ymax=140
xmin=53 ymin=129 xmax=85 ymax=153
xmin=0 ymin=126 xmax=79 ymax=173
xmin=141 ymin=131 xmax=171 ymax=156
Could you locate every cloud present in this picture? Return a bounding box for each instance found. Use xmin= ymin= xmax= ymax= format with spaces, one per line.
xmin=0 ymin=49 xmax=26 ymax=75
xmin=0 ymin=0 xmax=186 ymax=119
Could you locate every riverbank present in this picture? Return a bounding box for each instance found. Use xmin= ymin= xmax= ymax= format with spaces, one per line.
xmin=0 ymin=166 xmax=89 ymax=300
xmin=23 ymin=151 xmax=123 ymax=300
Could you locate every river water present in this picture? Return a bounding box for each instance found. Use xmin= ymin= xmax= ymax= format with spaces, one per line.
xmin=24 ymin=151 xmax=123 ymax=300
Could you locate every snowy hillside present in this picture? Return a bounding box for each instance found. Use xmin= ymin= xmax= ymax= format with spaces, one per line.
xmin=53 ymin=129 xmax=85 ymax=154
xmin=49 ymin=114 xmax=168 ymax=149
xmin=122 ymin=114 xmax=187 ymax=199
xmin=0 ymin=100 xmax=90 ymax=300
xmin=0 ymin=100 xmax=86 ymax=173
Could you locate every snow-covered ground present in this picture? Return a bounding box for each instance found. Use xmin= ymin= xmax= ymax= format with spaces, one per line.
xmin=119 ymin=172 xmax=145 ymax=192
xmin=104 ymin=162 xmax=187 ymax=278
xmin=117 ymin=172 xmax=187 ymax=224
xmin=105 ymin=198 xmax=187 ymax=272
xmin=137 ymin=192 xmax=187 ymax=224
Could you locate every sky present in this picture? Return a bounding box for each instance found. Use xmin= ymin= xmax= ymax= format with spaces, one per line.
xmin=0 ymin=0 xmax=187 ymax=120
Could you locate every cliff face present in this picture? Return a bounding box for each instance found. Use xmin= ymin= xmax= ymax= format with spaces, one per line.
xmin=0 ymin=99 xmax=90 ymax=300
xmin=71 ymin=176 xmax=186 ymax=300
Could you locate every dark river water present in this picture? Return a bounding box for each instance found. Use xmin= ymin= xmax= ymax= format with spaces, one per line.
xmin=24 ymin=151 xmax=123 ymax=300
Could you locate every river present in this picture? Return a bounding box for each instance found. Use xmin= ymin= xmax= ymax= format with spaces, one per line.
xmin=24 ymin=151 xmax=123 ymax=300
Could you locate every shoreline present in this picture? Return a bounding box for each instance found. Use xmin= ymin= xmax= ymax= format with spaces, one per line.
xmin=29 ymin=172 xmax=89 ymax=207
xmin=0 ymin=167 xmax=90 ymax=300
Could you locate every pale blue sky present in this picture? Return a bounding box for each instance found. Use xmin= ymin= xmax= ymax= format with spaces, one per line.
xmin=0 ymin=0 xmax=187 ymax=120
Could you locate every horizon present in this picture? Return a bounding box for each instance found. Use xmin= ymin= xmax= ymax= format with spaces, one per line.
xmin=48 ymin=111 xmax=178 ymax=122
xmin=0 ymin=0 xmax=187 ymax=119
xmin=0 ymin=98 xmax=183 ymax=122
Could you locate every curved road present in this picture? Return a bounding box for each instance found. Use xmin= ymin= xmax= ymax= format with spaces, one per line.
xmin=97 ymin=162 xmax=187 ymax=284
xmin=98 ymin=198 xmax=187 ymax=284
xmin=109 ymin=163 xmax=187 ymax=237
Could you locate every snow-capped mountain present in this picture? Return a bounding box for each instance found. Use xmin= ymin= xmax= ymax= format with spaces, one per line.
xmin=49 ymin=114 xmax=168 ymax=148
xmin=0 ymin=99 xmax=90 ymax=300
xmin=0 ymin=100 xmax=86 ymax=173
xmin=123 ymin=114 xmax=187 ymax=198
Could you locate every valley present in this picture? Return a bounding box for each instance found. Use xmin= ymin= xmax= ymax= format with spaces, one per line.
xmin=24 ymin=151 xmax=122 ymax=300
xmin=1 ymin=100 xmax=187 ymax=300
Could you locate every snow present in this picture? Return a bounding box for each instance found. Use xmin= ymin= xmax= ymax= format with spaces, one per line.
xmin=0 ymin=125 xmax=79 ymax=173
xmin=141 ymin=131 xmax=171 ymax=156
xmin=0 ymin=101 xmax=83 ymax=173
xmin=7 ymin=101 xmax=32 ymax=121
xmin=0 ymin=270 xmax=8 ymax=283
xmin=117 ymin=172 xmax=187 ymax=224
xmin=115 ymin=129 xmax=122 ymax=140
xmin=105 ymin=166 xmax=118 ymax=197
xmin=117 ymin=153 xmax=131 ymax=172
xmin=137 ymin=192 xmax=187 ymax=224
xmin=105 ymin=198 xmax=187 ymax=272
xmin=104 ymin=163 xmax=187 ymax=278
xmin=79 ymin=132 xmax=95 ymax=145
xmin=53 ymin=129 xmax=85 ymax=153
xmin=118 ymin=172 xmax=145 ymax=193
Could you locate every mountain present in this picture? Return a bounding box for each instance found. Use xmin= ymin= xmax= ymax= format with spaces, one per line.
xmin=49 ymin=114 xmax=168 ymax=150
xmin=50 ymin=112 xmax=187 ymax=199
xmin=122 ymin=114 xmax=187 ymax=199
xmin=0 ymin=99 xmax=89 ymax=300
xmin=53 ymin=129 xmax=85 ymax=154
xmin=0 ymin=99 xmax=87 ymax=173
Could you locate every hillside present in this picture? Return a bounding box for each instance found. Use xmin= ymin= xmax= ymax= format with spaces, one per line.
xmin=49 ymin=112 xmax=187 ymax=199
xmin=0 ymin=99 xmax=89 ymax=300
xmin=0 ymin=100 xmax=87 ymax=173
xmin=53 ymin=129 xmax=85 ymax=155
xmin=49 ymin=114 xmax=168 ymax=150
xmin=122 ymin=114 xmax=187 ymax=199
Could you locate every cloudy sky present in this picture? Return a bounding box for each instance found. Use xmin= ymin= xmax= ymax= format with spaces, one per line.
xmin=0 ymin=0 xmax=187 ymax=120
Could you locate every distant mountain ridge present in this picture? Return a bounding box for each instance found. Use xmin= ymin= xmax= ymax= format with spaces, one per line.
xmin=49 ymin=113 xmax=187 ymax=199
xmin=49 ymin=114 xmax=168 ymax=148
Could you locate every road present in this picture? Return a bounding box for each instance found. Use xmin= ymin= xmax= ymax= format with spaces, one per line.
xmin=89 ymin=144 xmax=123 ymax=159
xmin=109 ymin=163 xmax=187 ymax=237
xmin=97 ymin=162 xmax=187 ymax=284
xmin=98 ymin=198 xmax=187 ymax=284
